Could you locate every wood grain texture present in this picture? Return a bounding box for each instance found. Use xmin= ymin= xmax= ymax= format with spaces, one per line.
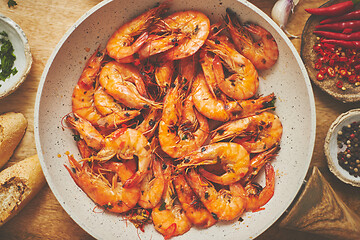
xmin=0 ymin=0 xmax=359 ymax=239
xmin=280 ymin=167 xmax=360 ymax=239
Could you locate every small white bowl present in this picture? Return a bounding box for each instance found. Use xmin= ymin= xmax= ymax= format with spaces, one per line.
xmin=325 ymin=109 xmax=360 ymax=187
xmin=0 ymin=14 xmax=32 ymax=99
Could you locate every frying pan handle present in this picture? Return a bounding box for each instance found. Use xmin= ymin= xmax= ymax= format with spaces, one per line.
xmin=279 ymin=167 xmax=360 ymax=239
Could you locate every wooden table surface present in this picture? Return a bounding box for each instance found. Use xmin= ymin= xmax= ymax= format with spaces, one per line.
xmin=0 ymin=0 xmax=359 ymax=239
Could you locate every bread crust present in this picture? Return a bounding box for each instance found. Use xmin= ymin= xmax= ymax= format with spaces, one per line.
xmin=0 ymin=112 xmax=28 ymax=169
xmin=0 ymin=155 xmax=45 ymax=226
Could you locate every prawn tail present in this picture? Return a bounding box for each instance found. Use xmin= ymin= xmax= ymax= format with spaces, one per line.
xmin=246 ymin=162 xmax=275 ymax=212
xmin=257 ymin=162 xmax=275 ymax=207
xmin=164 ymin=223 xmax=177 ymax=240
xmin=94 ymin=149 xmax=116 ymax=161
xmin=132 ymin=32 xmax=149 ymax=53
xmin=123 ymin=171 xmax=143 ymax=188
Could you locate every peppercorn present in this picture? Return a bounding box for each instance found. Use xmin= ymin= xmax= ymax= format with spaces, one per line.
xmin=337 ymin=121 xmax=360 ymax=177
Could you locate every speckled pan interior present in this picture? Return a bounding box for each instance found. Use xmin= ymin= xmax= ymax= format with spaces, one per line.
xmin=34 ymin=0 xmax=316 ymax=239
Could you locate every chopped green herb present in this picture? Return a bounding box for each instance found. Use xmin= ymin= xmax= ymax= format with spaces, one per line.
xmin=159 ymin=201 xmax=166 ymax=211
xmin=73 ymin=134 xmax=80 ymax=142
xmin=211 ymin=212 xmax=219 ymax=220
xmin=7 ymin=0 xmax=17 ymax=8
xmin=0 ymin=31 xmax=17 ymax=83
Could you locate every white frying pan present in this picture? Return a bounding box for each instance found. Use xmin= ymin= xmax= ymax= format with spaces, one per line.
xmin=34 ymin=0 xmax=316 ymax=239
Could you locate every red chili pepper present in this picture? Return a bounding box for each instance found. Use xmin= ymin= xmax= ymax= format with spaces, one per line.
xmin=313 ymin=31 xmax=360 ymax=41
xmin=317 ymin=72 xmax=325 ymax=81
xmin=327 ymin=66 xmax=336 ymax=77
xmin=321 ymin=39 xmax=360 ymax=49
xmin=355 ymin=64 xmax=360 ymax=72
xmin=339 ymin=67 xmax=348 ymax=76
xmin=316 ymin=20 xmax=360 ymax=32
xmin=134 ymin=59 xmax=141 ymax=66
xmin=336 ymin=80 xmax=344 ymax=88
xmin=357 ymin=75 xmax=360 ymax=81
xmin=320 ymin=9 xmax=360 ymax=24
xmin=314 ymin=62 xmax=322 ymax=70
xmin=343 ymin=28 xmax=353 ymax=34
xmin=348 ymin=75 xmax=357 ymax=83
xmin=330 ymin=53 xmax=340 ymax=61
xmin=313 ymin=44 xmax=322 ymax=52
xmin=319 ymin=67 xmax=327 ymax=75
xmin=322 ymin=42 xmax=336 ymax=51
xmin=305 ymin=0 xmax=360 ymax=16
xmin=339 ymin=56 xmax=348 ymax=62
xmin=319 ymin=56 xmax=329 ymax=63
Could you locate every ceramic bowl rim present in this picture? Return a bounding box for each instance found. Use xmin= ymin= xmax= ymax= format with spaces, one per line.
xmin=325 ymin=109 xmax=360 ymax=187
xmin=0 ymin=13 xmax=32 ymax=99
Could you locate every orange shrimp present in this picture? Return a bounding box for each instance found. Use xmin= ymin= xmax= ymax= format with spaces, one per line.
xmin=199 ymin=50 xmax=227 ymax=101
xmin=177 ymin=142 xmax=250 ymax=185
xmin=178 ymin=54 xmax=198 ymax=86
xmin=76 ymin=139 xmax=97 ymax=159
xmin=226 ymin=9 xmax=279 ymax=71
xmin=192 ymin=72 xmax=276 ymax=121
xmin=158 ymin=10 xmax=210 ymax=60
xmin=244 ymin=162 xmax=275 ymax=212
xmin=138 ymin=158 xmax=165 ymax=209
xmin=241 ymin=144 xmax=280 ymax=184
xmin=98 ymin=61 xmax=162 ymax=110
xmin=106 ymin=2 xmax=169 ymax=61
xmin=198 ymin=144 xmax=279 ymax=186
xmin=152 ymin=166 xmax=192 ymax=239
xmin=155 ymin=60 xmax=175 ymax=91
xmin=185 ymin=168 xmax=247 ymax=221
xmin=205 ymin=34 xmax=259 ymax=100
xmin=173 ymin=173 xmax=217 ymax=228
xmin=72 ymin=48 xmax=105 ymax=126
xmin=65 ymin=114 xmax=104 ymax=151
xmin=65 ymin=155 xmax=140 ymax=213
xmin=186 ymin=163 xmax=275 ymax=219
xmin=116 ymin=33 xmax=186 ymax=63
xmin=158 ymin=78 xmax=209 ymax=158
xmin=135 ymin=108 xmax=162 ymax=139
xmin=93 ymin=87 xmax=141 ymax=129
xmin=95 ymin=128 xmax=153 ymax=188
xmin=210 ymin=111 xmax=283 ymax=153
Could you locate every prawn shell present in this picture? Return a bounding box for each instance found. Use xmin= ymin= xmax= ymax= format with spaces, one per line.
xmin=173 ymin=173 xmax=217 ymax=228
xmin=161 ymin=10 xmax=210 ymax=60
xmin=65 ymin=156 xmax=140 ymax=213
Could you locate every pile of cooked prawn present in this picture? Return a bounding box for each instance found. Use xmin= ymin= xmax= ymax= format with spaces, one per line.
xmin=64 ymin=1 xmax=283 ymax=238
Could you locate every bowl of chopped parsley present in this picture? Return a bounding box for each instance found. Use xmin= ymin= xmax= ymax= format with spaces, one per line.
xmin=0 ymin=13 xmax=32 ymax=99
